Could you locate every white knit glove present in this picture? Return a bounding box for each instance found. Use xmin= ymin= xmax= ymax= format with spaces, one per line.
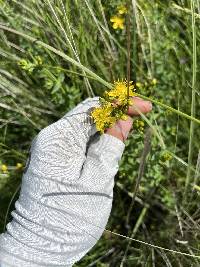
xmin=0 ymin=97 xmax=126 ymax=267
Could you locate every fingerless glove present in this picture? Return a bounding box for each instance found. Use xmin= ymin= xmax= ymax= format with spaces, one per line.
xmin=0 ymin=97 xmax=125 ymax=267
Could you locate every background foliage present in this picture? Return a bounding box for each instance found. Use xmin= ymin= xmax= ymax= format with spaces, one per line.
xmin=0 ymin=0 xmax=200 ymax=266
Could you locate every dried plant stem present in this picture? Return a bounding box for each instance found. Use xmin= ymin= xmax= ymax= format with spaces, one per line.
xmin=131 ymin=0 xmax=137 ymax=81
xmin=126 ymin=0 xmax=131 ymax=105
xmin=120 ymin=128 xmax=152 ymax=267
xmin=120 ymin=207 xmax=148 ymax=267
xmin=126 ymin=127 xmax=152 ymax=226
xmin=184 ymin=0 xmax=197 ymax=202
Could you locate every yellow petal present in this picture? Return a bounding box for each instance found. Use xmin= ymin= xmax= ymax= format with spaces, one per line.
xmin=110 ymin=17 xmax=115 ymax=22
xmin=121 ymin=114 xmax=128 ymax=120
xmin=119 ymin=23 xmax=124 ymax=29
xmin=113 ymin=23 xmax=118 ymax=29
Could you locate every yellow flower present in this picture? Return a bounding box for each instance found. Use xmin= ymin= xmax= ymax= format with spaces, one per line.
xmin=151 ymin=78 xmax=157 ymax=85
xmin=117 ymin=5 xmax=127 ymax=14
xmin=110 ymin=16 xmax=125 ymax=30
xmin=91 ymin=102 xmax=116 ymax=134
xmin=91 ymin=79 xmax=137 ymax=134
xmin=121 ymin=114 xmax=128 ymax=120
xmin=16 ymin=163 xmax=23 ymax=169
xmin=1 ymin=164 xmax=8 ymax=173
xmin=104 ymin=80 xmax=136 ymax=106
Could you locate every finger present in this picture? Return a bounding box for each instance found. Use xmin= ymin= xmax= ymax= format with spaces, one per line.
xmin=105 ymin=115 xmax=133 ymax=142
xmin=126 ymin=97 xmax=152 ymax=116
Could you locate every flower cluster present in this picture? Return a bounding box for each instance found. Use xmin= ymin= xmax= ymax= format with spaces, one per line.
xmin=136 ymin=78 xmax=157 ymax=88
xmin=1 ymin=164 xmax=8 ymax=173
xmin=18 ymin=56 xmax=43 ymax=73
xmin=160 ymin=151 xmax=172 ymax=162
xmin=110 ymin=4 xmax=127 ymax=30
xmin=103 ymin=80 xmax=135 ymax=106
xmin=133 ymin=120 xmax=145 ymax=133
xmin=91 ymin=79 xmax=136 ymax=134
xmin=16 ymin=163 xmax=23 ymax=169
xmin=1 ymin=162 xmax=23 ymax=174
xmin=135 ymin=78 xmax=158 ymax=97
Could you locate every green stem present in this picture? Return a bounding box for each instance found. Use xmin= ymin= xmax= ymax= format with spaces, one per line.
xmin=134 ymin=93 xmax=200 ymax=125
xmin=0 ymin=24 xmax=112 ymax=90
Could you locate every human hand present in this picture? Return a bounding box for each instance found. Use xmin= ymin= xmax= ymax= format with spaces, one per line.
xmin=0 ymin=96 xmax=126 ymax=267
xmin=0 ymin=95 xmax=152 ymax=267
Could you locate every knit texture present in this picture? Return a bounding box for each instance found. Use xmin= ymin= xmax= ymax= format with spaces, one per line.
xmin=0 ymin=97 xmax=126 ymax=267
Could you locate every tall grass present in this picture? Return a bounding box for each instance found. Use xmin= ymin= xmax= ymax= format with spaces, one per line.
xmin=0 ymin=0 xmax=200 ymax=266
xmin=184 ymin=0 xmax=197 ymax=202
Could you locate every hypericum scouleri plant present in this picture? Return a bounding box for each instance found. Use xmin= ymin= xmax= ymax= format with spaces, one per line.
xmin=91 ymin=4 xmax=133 ymax=134
xmin=91 ymin=79 xmax=135 ymax=134
xmin=90 ymin=78 xmax=157 ymax=135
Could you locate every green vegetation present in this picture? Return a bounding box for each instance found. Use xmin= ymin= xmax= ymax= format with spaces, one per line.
xmin=0 ymin=0 xmax=200 ymax=266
